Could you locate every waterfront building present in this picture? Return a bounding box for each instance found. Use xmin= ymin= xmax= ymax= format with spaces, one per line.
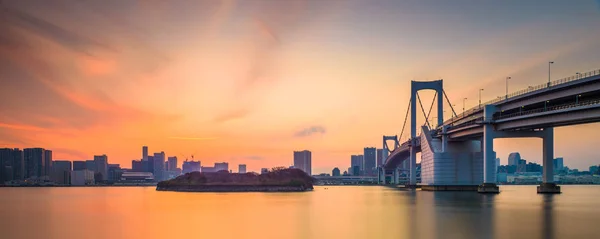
xmin=376 ymin=149 xmax=384 ymax=167
xmin=201 ymin=166 xmax=216 ymax=173
xmin=24 ymin=148 xmax=50 ymax=179
xmin=0 ymin=148 xmax=24 ymax=182
xmin=142 ymin=146 xmax=148 ymax=161
xmin=215 ymin=162 xmax=229 ymax=172
xmin=132 ymin=160 xmax=143 ymax=172
xmin=107 ymin=164 xmax=122 ymax=182
xmin=239 ymin=164 xmax=247 ymax=174
xmin=71 ymin=170 xmax=95 ymax=185
xmin=85 ymin=160 xmax=96 ymax=172
xmin=332 ymin=167 xmax=341 ymax=176
xmin=167 ymin=157 xmax=177 ymax=171
xmin=182 ymin=161 xmax=201 ymax=174
xmin=554 ymin=157 xmax=564 ymax=171
xmin=293 ymin=150 xmax=312 ymax=175
xmin=51 ymin=160 xmax=72 ymax=185
xmin=153 ymin=152 xmax=165 ymax=181
xmin=73 ymin=161 xmax=86 ymax=171
xmin=120 ymin=172 xmax=154 ymax=182
xmin=44 ymin=150 xmax=52 ymax=177
xmin=94 ymin=155 xmax=108 ymax=181
xmin=350 ymin=155 xmax=364 ymax=176
xmin=508 ymin=152 xmax=521 ymax=166
xmin=364 ymin=147 xmax=376 ymax=176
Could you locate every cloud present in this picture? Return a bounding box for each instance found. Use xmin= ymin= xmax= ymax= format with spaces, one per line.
xmin=245 ymin=155 xmax=264 ymax=161
xmin=294 ymin=125 xmax=326 ymax=138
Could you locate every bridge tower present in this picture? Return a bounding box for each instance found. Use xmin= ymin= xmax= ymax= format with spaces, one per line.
xmin=410 ymin=80 xmax=444 ymax=186
xmin=378 ymin=135 xmax=400 ymax=184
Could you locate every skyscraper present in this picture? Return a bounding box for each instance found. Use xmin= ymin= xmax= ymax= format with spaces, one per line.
xmin=332 ymin=167 xmax=341 ymax=176
xmin=153 ymin=152 xmax=165 ymax=181
xmin=44 ymin=150 xmax=52 ymax=177
xmin=24 ymin=148 xmax=46 ymax=179
xmin=350 ymin=155 xmax=363 ymax=176
xmin=182 ymin=161 xmax=201 ymax=174
xmin=142 ymin=146 xmax=148 ymax=162
xmin=12 ymin=149 xmax=24 ymax=181
xmin=376 ymin=148 xmax=384 ymax=167
xmin=73 ymin=161 xmax=86 ymax=171
xmin=293 ymin=150 xmax=312 ymax=175
xmin=167 ymin=156 xmax=177 ymax=171
xmin=364 ymin=147 xmax=376 ymax=176
xmin=94 ymin=155 xmax=108 ymax=181
xmin=508 ymin=152 xmax=521 ymax=166
xmin=239 ymin=164 xmax=247 ymax=174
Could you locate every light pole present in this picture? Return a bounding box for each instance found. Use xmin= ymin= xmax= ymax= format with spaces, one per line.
xmin=576 ymin=72 xmax=581 ymax=79
xmin=479 ymin=88 xmax=484 ymax=109
xmin=505 ymin=77 xmax=511 ymax=100
xmin=463 ymin=98 xmax=467 ymax=116
xmin=548 ymin=61 xmax=554 ymax=87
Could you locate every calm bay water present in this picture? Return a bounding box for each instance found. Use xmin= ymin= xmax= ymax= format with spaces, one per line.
xmin=0 ymin=185 xmax=599 ymax=239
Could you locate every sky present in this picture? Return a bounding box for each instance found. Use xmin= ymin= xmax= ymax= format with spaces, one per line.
xmin=1 ymin=0 xmax=600 ymax=174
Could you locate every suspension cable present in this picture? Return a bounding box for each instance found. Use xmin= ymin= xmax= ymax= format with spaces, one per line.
xmin=426 ymin=92 xmax=437 ymax=122
xmin=398 ymin=98 xmax=411 ymax=143
xmin=417 ymin=92 xmax=431 ymax=129
xmin=443 ymin=90 xmax=458 ymax=118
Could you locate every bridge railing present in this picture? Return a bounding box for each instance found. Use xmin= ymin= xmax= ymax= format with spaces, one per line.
xmin=494 ymin=98 xmax=600 ymax=120
xmin=445 ymin=68 xmax=600 ymax=125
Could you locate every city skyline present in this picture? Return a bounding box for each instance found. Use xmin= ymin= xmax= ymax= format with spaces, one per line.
xmin=1 ymin=1 xmax=600 ymax=174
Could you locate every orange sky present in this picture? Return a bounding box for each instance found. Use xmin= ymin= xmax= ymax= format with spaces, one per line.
xmin=1 ymin=0 xmax=600 ymax=173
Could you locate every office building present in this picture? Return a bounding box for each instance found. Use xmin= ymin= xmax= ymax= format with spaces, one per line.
xmin=108 ymin=164 xmax=122 ymax=182
xmin=508 ymin=153 xmax=521 ymax=166
xmin=85 ymin=160 xmax=96 ymax=172
xmin=153 ymin=152 xmax=165 ymax=181
xmin=51 ymin=160 xmax=72 ymax=185
xmin=0 ymin=148 xmax=24 ymax=182
xmin=364 ymin=147 xmax=376 ymax=176
xmin=293 ymin=150 xmax=312 ymax=175
xmin=554 ymin=158 xmax=564 ymax=171
xmin=239 ymin=164 xmax=247 ymax=174
xmin=495 ymin=158 xmax=500 ymax=173
xmin=215 ymin=162 xmax=229 ymax=172
xmin=71 ymin=170 xmax=95 ymax=185
xmin=376 ymin=148 xmax=384 ymax=167
xmin=182 ymin=161 xmax=201 ymax=174
xmin=167 ymin=157 xmax=177 ymax=171
xmin=44 ymin=150 xmax=52 ymax=177
xmin=332 ymin=167 xmax=341 ymax=176
xmin=146 ymin=156 xmax=154 ymax=173
xmin=526 ymin=162 xmax=542 ymax=173
xmin=132 ymin=160 xmax=143 ymax=172
xmin=24 ymin=148 xmax=47 ymax=179
xmin=94 ymin=155 xmax=108 ymax=181
xmin=350 ymin=155 xmax=364 ymax=176
xmin=142 ymin=146 xmax=148 ymax=161
xmin=73 ymin=161 xmax=86 ymax=171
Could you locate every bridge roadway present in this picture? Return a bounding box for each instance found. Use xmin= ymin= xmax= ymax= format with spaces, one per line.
xmin=381 ymin=68 xmax=600 ymax=193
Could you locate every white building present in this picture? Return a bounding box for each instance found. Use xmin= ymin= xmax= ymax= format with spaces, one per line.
xmin=239 ymin=164 xmax=247 ymax=174
xmin=71 ymin=170 xmax=95 ymax=186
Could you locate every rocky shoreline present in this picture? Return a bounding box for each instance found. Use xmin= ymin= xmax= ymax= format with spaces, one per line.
xmin=156 ymin=184 xmax=311 ymax=192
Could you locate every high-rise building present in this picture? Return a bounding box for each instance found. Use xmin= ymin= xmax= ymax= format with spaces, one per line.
xmin=51 ymin=160 xmax=72 ymax=185
xmin=71 ymin=170 xmax=95 ymax=185
xmin=94 ymin=155 xmax=108 ymax=181
xmin=146 ymin=156 xmax=155 ymax=173
xmin=107 ymin=164 xmax=122 ymax=182
xmin=352 ymin=166 xmax=360 ymax=176
xmin=215 ymin=162 xmax=229 ymax=172
xmin=24 ymin=148 xmax=46 ymax=179
xmin=142 ymin=146 xmax=148 ymax=162
xmin=554 ymin=157 xmax=564 ymax=171
xmin=153 ymin=152 xmax=165 ymax=181
xmin=495 ymin=158 xmax=500 ymax=173
xmin=73 ymin=161 xmax=86 ymax=171
xmin=376 ymin=148 xmax=384 ymax=167
xmin=85 ymin=160 xmax=96 ymax=172
xmin=508 ymin=152 xmax=521 ymax=166
xmin=350 ymin=155 xmax=364 ymax=176
xmin=182 ymin=161 xmax=201 ymax=174
xmin=364 ymin=147 xmax=376 ymax=176
xmin=44 ymin=150 xmax=52 ymax=177
xmin=132 ymin=160 xmax=143 ymax=172
xmin=167 ymin=157 xmax=177 ymax=171
xmin=293 ymin=150 xmax=312 ymax=175
xmin=0 ymin=148 xmax=24 ymax=182
xmin=201 ymin=166 xmax=216 ymax=173
xmin=239 ymin=164 xmax=247 ymax=174
xmin=332 ymin=167 xmax=341 ymax=176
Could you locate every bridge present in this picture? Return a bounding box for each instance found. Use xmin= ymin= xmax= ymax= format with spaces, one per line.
xmin=378 ymin=68 xmax=600 ymax=193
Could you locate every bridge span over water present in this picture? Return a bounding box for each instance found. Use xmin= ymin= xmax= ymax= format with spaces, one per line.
xmin=378 ymin=68 xmax=600 ymax=193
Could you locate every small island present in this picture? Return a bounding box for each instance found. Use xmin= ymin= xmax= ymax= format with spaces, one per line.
xmin=156 ymin=167 xmax=314 ymax=192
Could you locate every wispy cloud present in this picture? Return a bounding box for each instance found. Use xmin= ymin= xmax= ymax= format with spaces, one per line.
xmin=168 ymin=136 xmax=218 ymax=141
xmin=213 ymin=108 xmax=250 ymax=123
xmin=294 ymin=125 xmax=326 ymax=138
xmin=245 ymin=155 xmax=264 ymax=161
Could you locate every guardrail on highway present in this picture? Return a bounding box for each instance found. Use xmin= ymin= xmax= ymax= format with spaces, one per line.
xmin=494 ymin=99 xmax=600 ymax=120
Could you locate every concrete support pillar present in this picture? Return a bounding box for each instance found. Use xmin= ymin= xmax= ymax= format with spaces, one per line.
xmin=437 ymin=82 xmax=444 ymax=128
xmin=478 ymin=105 xmax=499 ymax=193
xmin=538 ymin=127 xmax=560 ymax=193
xmin=409 ymin=145 xmax=416 ymax=185
xmin=392 ymin=169 xmax=398 ymax=184
xmin=378 ymin=167 xmax=385 ymax=184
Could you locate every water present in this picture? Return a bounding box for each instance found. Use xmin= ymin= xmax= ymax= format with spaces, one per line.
xmin=0 ymin=185 xmax=599 ymax=239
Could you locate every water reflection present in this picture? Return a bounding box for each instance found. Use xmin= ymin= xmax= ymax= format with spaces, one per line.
xmin=541 ymin=195 xmax=555 ymax=239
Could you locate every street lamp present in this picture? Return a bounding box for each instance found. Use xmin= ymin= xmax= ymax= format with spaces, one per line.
xmin=548 ymin=61 xmax=554 ymax=87
xmin=506 ymin=77 xmax=511 ymax=100
xmin=463 ymin=98 xmax=467 ymax=116
xmin=576 ymin=94 xmax=582 ymax=104
xmin=576 ymin=72 xmax=581 ymax=79
xmin=479 ymin=88 xmax=484 ymax=109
